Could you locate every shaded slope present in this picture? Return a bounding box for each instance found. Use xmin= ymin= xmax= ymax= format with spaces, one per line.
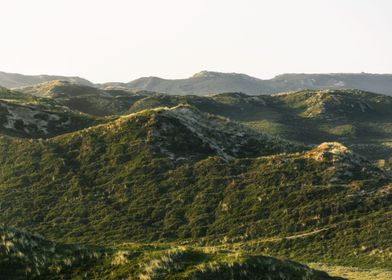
xmin=0 ymin=99 xmax=100 ymax=138
xmin=0 ymin=226 xmax=340 ymax=279
xmin=148 ymin=105 xmax=302 ymax=160
xmin=0 ymin=225 xmax=103 ymax=279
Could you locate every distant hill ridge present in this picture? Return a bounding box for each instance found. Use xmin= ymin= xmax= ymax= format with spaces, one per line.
xmin=104 ymin=71 xmax=392 ymax=96
xmin=2 ymin=70 xmax=392 ymax=96
xmin=0 ymin=71 xmax=93 ymax=88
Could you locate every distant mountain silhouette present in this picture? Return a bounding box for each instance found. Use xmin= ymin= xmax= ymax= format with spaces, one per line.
xmin=0 ymin=71 xmax=93 ymax=88
xmin=2 ymin=70 xmax=392 ymax=96
xmin=102 ymin=71 xmax=392 ymax=96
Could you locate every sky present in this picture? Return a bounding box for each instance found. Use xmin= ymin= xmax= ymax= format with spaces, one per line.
xmin=0 ymin=0 xmax=391 ymax=83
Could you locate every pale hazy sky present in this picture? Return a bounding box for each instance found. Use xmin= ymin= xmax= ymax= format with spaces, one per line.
xmin=1 ymin=0 xmax=391 ymax=83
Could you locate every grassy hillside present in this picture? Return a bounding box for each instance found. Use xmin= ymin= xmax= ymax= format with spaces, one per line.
xmin=16 ymin=80 xmax=151 ymax=116
xmin=0 ymin=106 xmax=390 ymax=271
xmin=11 ymin=83 xmax=392 ymax=165
xmin=0 ymin=226 xmax=341 ymax=280
xmin=127 ymin=89 xmax=392 ymax=166
xmin=1 ymin=87 xmax=392 ymax=278
xmin=0 ymin=99 xmax=102 ymax=138
xmin=309 ymin=263 xmax=392 ymax=280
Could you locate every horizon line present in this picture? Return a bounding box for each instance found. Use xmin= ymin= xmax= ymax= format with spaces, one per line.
xmin=2 ymin=69 xmax=392 ymax=85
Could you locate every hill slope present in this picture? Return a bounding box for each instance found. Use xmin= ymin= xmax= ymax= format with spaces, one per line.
xmin=127 ymin=89 xmax=392 ymax=166
xmin=0 ymin=225 xmax=341 ymax=279
xmin=0 ymin=99 xmax=100 ymax=138
xmin=16 ymin=80 xmax=153 ymax=116
xmin=0 ymin=106 xmax=390 ymax=270
xmin=14 ymin=84 xmax=392 ymax=164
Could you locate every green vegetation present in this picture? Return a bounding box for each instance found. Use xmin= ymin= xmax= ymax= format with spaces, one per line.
xmin=0 ymin=99 xmax=102 ymax=138
xmin=17 ymin=80 xmax=152 ymax=116
xmin=127 ymin=89 xmax=392 ymax=166
xmin=0 ymin=225 xmax=343 ymax=279
xmin=12 ymin=83 xmax=392 ymax=166
xmin=0 ymin=106 xmax=390 ymax=272
xmin=1 ymin=84 xmax=392 ymax=278
xmin=309 ymin=263 xmax=392 ymax=280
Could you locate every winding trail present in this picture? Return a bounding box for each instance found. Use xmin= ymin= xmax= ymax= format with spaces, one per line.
xmin=218 ymin=226 xmax=335 ymax=250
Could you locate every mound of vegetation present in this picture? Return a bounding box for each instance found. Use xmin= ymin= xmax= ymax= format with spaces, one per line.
xmin=0 ymin=99 xmax=102 ymax=138
xmin=0 ymin=225 xmax=104 ymax=279
xmin=0 ymin=225 xmax=342 ymax=279
xmin=17 ymin=80 xmax=152 ymax=116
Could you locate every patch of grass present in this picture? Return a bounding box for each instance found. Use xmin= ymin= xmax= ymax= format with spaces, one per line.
xmin=309 ymin=263 xmax=392 ymax=280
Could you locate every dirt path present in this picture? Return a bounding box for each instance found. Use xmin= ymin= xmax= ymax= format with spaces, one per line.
xmin=210 ymin=226 xmax=334 ymax=250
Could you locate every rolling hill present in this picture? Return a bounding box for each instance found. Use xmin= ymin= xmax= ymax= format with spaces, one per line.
xmin=3 ymin=70 xmax=392 ymax=96
xmin=102 ymin=71 xmax=392 ymax=96
xmin=127 ymin=89 xmax=392 ymax=166
xmin=16 ymin=80 xmax=153 ymax=116
xmin=4 ymin=84 xmax=392 ymax=165
xmin=0 ymin=71 xmax=93 ymax=88
xmin=0 ymin=105 xmax=391 ymax=273
xmin=1 ymin=83 xmax=392 ymax=278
